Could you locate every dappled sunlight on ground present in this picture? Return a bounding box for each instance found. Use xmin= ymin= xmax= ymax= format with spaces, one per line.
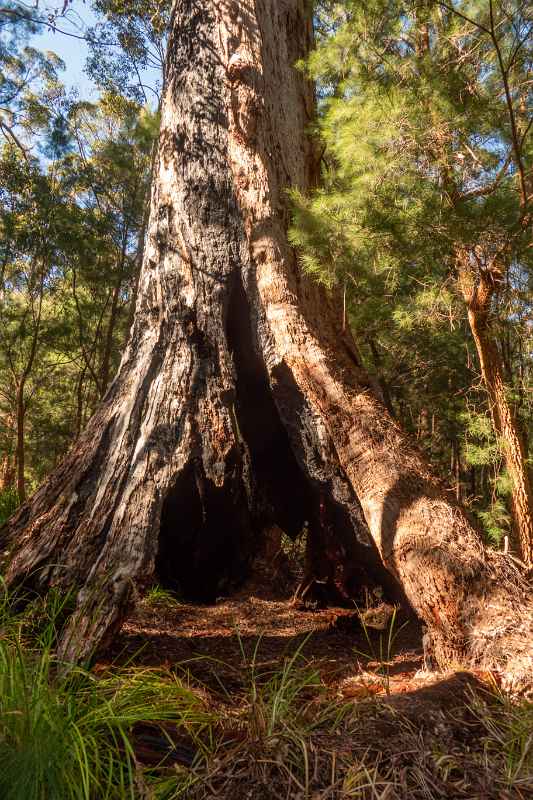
xmin=107 ymin=569 xmax=427 ymax=698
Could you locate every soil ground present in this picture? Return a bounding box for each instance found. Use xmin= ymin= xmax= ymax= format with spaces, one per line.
xmin=97 ymin=559 xmax=531 ymax=799
xmin=107 ymin=576 xmax=425 ymax=699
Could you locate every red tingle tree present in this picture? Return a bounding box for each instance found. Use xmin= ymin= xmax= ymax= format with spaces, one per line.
xmin=1 ymin=0 xmax=531 ymax=685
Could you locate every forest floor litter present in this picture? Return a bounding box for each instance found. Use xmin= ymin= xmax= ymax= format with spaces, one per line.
xmin=107 ymin=572 xmax=425 ymax=699
xmin=92 ymin=558 xmax=533 ymax=799
xmin=1 ymin=555 xmax=531 ymax=799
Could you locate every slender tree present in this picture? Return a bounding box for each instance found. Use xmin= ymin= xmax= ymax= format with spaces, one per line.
xmin=0 ymin=150 xmax=72 ymax=501
xmin=1 ymin=0 xmax=531 ymax=686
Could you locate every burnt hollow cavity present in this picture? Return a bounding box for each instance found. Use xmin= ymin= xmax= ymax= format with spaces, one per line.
xmin=156 ymin=457 xmax=253 ymax=603
xmin=155 ymin=271 xmax=311 ymax=603
xmin=226 ymin=271 xmax=317 ymax=537
xmin=156 ymin=270 xmax=401 ymax=606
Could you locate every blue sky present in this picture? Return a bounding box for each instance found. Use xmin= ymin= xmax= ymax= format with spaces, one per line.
xmin=30 ymin=5 xmax=98 ymax=97
xmin=28 ymin=3 xmax=161 ymax=104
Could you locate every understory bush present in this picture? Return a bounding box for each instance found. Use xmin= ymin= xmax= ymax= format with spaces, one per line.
xmin=0 ymin=488 xmax=19 ymax=526
xmin=0 ymin=583 xmax=210 ymax=800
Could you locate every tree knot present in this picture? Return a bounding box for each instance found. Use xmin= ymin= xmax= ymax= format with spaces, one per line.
xmin=227 ymin=48 xmax=256 ymax=84
xmin=227 ymin=48 xmax=262 ymax=146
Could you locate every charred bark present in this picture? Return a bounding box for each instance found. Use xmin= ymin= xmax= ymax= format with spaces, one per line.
xmin=1 ymin=0 xmax=531 ymax=685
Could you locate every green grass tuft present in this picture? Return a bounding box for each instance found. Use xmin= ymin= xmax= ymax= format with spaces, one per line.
xmin=144 ymin=585 xmax=181 ymax=608
xmin=0 ymin=488 xmax=19 ymax=526
xmin=0 ymin=582 xmax=211 ymax=800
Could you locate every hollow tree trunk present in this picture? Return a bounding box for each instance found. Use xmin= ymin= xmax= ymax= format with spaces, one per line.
xmin=459 ymin=266 xmax=533 ymax=566
xmin=1 ymin=0 xmax=531 ymax=682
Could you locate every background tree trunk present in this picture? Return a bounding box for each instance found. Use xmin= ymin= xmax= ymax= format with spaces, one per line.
xmin=0 ymin=450 xmax=15 ymax=492
xmin=459 ymin=262 xmax=533 ymax=566
xmin=15 ymin=382 xmax=26 ymax=502
xmin=1 ymin=0 xmax=531 ymax=684
xmin=99 ymin=250 xmax=126 ymax=398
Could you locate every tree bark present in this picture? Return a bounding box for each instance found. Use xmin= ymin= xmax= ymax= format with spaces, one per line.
xmin=15 ymin=382 xmax=26 ymax=502
xmin=459 ymin=262 xmax=533 ymax=566
xmin=1 ymin=0 xmax=531 ymax=684
xmin=0 ymin=449 xmax=15 ymax=492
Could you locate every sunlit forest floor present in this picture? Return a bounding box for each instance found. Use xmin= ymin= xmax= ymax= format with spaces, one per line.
xmin=1 ymin=555 xmax=532 ymax=799
xmin=100 ymin=558 xmax=532 ymax=799
xmin=108 ymin=565 xmax=424 ymax=698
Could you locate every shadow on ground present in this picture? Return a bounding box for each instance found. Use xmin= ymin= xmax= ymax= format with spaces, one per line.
xmin=106 ymin=585 xmax=424 ymax=694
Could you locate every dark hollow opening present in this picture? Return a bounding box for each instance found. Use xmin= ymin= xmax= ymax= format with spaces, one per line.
xmin=155 ymin=269 xmax=404 ymax=609
xmin=225 ymin=269 xmax=317 ymax=538
xmin=156 ymin=457 xmax=254 ymax=603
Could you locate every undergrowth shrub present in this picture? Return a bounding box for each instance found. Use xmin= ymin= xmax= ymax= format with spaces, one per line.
xmin=0 ymin=488 xmax=19 ymax=526
xmin=0 ymin=582 xmax=211 ymax=800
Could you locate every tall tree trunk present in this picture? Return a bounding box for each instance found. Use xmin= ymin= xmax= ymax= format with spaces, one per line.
xmin=0 ymin=413 xmax=15 ymax=492
xmin=99 ymin=254 xmax=125 ymax=397
xmin=15 ymin=382 xmax=26 ymax=503
xmin=451 ymin=437 xmax=462 ymax=502
xmin=459 ymin=264 xmax=533 ymax=566
xmin=1 ymin=0 xmax=531 ymax=683
xmin=0 ymin=451 xmax=14 ymax=492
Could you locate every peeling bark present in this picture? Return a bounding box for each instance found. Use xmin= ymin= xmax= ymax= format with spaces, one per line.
xmin=1 ymin=0 xmax=531 ymax=684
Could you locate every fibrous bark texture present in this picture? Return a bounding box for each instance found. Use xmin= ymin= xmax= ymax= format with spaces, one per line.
xmin=1 ymin=0 xmax=531 ymax=684
xmin=458 ymin=257 xmax=533 ymax=567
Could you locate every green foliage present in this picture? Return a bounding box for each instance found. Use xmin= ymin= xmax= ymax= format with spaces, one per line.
xmin=461 ymin=409 xmax=501 ymax=467
xmin=0 ymin=84 xmax=157 ymax=492
xmin=0 ymin=653 xmax=199 ymax=800
xmin=291 ymin=0 xmax=533 ymax=546
xmin=0 ymin=3 xmax=68 ymax=159
xmin=87 ymin=0 xmax=170 ymax=102
xmin=0 ymin=488 xmax=18 ymax=525
xmin=0 ymin=584 xmax=211 ymax=800
xmin=477 ymin=499 xmax=511 ymax=547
